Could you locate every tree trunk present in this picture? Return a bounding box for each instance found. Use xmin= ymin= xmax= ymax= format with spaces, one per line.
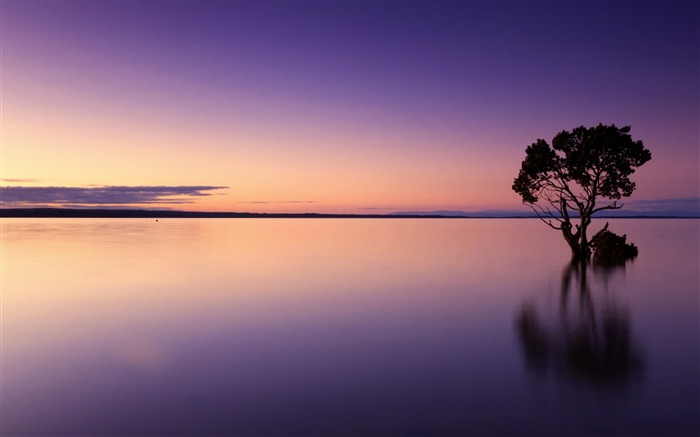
xmin=569 ymin=244 xmax=583 ymax=262
xmin=561 ymin=215 xmax=592 ymax=262
xmin=561 ymin=223 xmax=582 ymax=261
xmin=578 ymin=215 xmax=591 ymax=260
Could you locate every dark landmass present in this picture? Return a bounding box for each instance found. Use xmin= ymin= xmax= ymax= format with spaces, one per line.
xmin=1 ymin=208 xmax=697 ymax=219
xmin=391 ymin=209 xmax=700 ymax=218
xmin=391 ymin=210 xmax=529 ymax=217
xmin=0 ymin=208 xmax=460 ymax=219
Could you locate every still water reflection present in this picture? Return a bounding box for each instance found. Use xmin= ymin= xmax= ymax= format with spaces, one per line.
xmin=517 ymin=261 xmax=644 ymax=388
xmin=2 ymin=218 xmax=698 ymax=436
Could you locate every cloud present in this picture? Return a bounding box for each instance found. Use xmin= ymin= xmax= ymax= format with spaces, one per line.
xmin=624 ymin=197 xmax=700 ymax=212
xmin=0 ymin=185 xmax=228 ymax=207
xmin=1 ymin=178 xmax=39 ymax=183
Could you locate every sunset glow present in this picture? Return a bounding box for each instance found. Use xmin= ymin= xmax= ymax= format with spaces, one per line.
xmin=1 ymin=1 xmax=697 ymax=213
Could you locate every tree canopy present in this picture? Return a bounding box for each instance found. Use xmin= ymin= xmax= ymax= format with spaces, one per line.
xmin=513 ymin=124 xmax=651 ymax=260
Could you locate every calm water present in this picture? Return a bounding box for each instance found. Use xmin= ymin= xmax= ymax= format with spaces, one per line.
xmin=2 ymin=218 xmax=698 ymax=436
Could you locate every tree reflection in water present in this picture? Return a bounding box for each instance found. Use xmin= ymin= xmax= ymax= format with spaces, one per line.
xmin=516 ymin=260 xmax=644 ymax=388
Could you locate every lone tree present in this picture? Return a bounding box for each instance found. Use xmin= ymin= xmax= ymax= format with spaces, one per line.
xmin=513 ymin=124 xmax=651 ymax=261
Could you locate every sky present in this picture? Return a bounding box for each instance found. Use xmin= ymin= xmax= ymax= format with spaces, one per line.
xmin=1 ymin=0 xmax=698 ymax=214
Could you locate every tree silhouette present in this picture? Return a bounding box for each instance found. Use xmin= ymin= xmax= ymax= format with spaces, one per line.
xmin=513 ymin=124 xmax=651 ymax=261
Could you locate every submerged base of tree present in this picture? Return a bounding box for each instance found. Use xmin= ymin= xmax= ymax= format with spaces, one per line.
xmin=589 ymin=223 xmax=638 ymax=265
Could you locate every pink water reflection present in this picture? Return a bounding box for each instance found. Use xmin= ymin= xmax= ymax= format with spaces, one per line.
xmin=2 ymin=218 xmax=697 ymax=435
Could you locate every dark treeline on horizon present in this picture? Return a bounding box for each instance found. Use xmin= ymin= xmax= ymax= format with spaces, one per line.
xmin=0 ymin=208 xmax=696 ymax=219
xmin=0 ymin=208 xmax=468 ymax=219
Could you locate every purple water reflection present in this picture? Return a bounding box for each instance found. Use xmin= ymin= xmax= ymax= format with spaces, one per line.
xmin=2 ymin=219 xmax=698 ymax=435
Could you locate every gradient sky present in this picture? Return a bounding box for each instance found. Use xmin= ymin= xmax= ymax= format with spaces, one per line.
xmin=1 ymin=0 xmax=698 ymax=213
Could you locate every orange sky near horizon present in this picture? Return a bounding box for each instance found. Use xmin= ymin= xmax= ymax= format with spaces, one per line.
xmin=1 ymin=1 xmax=697 ymax=214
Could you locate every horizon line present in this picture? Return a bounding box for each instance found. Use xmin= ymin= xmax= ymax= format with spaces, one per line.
xmin=1 ymin=207 xmax=698 ymax=219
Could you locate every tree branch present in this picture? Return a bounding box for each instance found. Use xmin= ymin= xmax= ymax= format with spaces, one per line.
xmin=592 ymin=201 xmax=623 ymax=214
xmin=528 ymin=202 xmax=563 ymax=230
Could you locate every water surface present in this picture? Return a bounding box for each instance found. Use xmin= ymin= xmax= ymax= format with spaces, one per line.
xmin=2 ymin=218 xmax=698 ymax=435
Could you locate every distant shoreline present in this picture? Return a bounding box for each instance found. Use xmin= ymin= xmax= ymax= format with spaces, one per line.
xmin=0 ymin=208 xmax=457 ymax=219
xmin=0 ymin=208 xmax=697 ymax=219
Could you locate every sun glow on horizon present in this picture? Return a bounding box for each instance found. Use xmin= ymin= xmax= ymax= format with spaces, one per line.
xmin=1 ymin=1 xmax=697 ymax=214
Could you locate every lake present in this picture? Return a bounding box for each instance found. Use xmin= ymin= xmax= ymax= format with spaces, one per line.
xmin=2 ymin=218 xmax=698 ymax=436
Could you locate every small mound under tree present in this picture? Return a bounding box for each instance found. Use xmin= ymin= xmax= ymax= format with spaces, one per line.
xmin=513 ymin=124 xmax=651 ymax=261
xmin=589 ymin=223 xmax=639 ymax=265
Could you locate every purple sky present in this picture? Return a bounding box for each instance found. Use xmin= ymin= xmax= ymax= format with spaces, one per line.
xmin=2 ymin=0 xmax=698 ymax=213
